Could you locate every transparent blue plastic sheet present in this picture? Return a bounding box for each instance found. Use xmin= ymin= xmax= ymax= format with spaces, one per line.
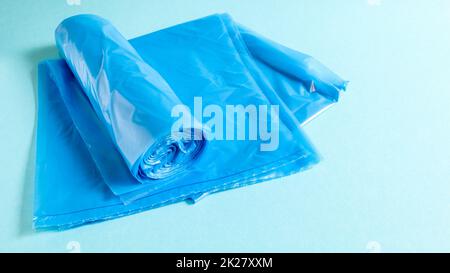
xmin=34 ymin=14 xmax=347 ymax=230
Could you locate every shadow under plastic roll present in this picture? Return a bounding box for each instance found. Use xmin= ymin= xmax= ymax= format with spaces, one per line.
xmin=55 ymin=15 xmax=206 ymax=182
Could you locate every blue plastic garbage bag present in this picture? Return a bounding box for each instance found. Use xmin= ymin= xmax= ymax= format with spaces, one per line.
xmin=34 ymin=14 xmax=347 ymax=230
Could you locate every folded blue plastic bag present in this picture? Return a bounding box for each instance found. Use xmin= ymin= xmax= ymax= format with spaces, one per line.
xmin=34 ymin=14 xmax=347 ymax=230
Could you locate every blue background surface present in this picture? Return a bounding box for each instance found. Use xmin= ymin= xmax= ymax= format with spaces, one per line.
xmin=0 ymin=0 xmax=449 ymax=252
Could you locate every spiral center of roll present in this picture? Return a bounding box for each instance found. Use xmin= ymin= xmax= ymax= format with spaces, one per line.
xmin=138 ymin=129 xmax=205 ymax=180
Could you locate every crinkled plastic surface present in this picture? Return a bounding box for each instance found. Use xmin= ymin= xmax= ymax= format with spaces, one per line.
xmin=34 ymin=14 xmax=347 ymax=230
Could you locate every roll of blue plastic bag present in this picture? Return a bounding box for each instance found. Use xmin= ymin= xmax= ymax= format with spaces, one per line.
xmin=34 ymin=14 xmax=347 ymax=230
xmin=55 ymin=15 xmax=206 ymax=183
